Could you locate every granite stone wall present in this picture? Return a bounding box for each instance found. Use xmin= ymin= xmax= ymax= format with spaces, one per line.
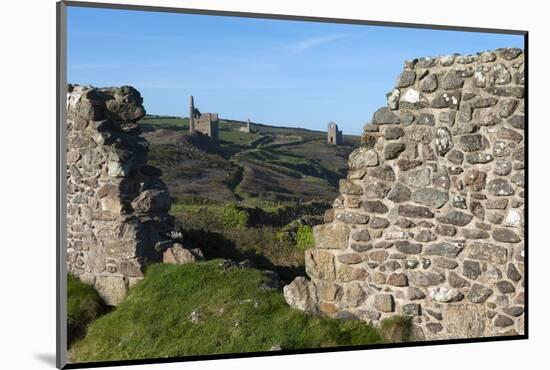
xmin=66 ymin=85 xmax=177 ymax=305
xmin=284 ymin=48 xmax=525 ymax=340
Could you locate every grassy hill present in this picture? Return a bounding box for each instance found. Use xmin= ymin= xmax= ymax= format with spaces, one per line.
xmin=69 ymin=261 xmax=412 ymax=363
xmin=140 ymin=115 xmax=360 ymax=207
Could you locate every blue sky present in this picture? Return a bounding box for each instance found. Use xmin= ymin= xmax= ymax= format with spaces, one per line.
xmin=67 ymin=7 xmax=524 ymax=135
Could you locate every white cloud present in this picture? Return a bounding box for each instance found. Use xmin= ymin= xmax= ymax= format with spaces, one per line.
xmin=289 ymin=33 xmax=351 ymax=54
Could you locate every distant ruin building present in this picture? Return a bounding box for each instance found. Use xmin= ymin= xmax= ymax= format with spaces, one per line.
xmin=188 ymin=95 xmax=219 ymax=141
xmin=239 ymin=118 xmax=252 ymax=133
xmin=327 ymin=122 xmax=342 ymax=145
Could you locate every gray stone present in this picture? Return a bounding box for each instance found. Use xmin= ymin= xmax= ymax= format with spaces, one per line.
xmin=337 ymin=253 xmax=363 ymax=265
xmin=448 ymin=271 xmax=470 ymax=288
xmin=370 ymin=217 xmax=390 ymax=229
xmin=414 ymin=229 xmax=437 ymax=242
xmin=431 ymin=91 xmax=461 ymax=109
xmin=441 ymin=71 xmax=464 ymax=90
xmin=351 ymin=229 xmax=371 ymax=242
xmin=463 ymin=169 xmax=487 ymax=192
xmin=420 ymin=74 xmax=438 ymax=92
xmin=429 ymin=287 xmax=464 ymax=302
xmin=496 ymin=280 xmax=516 ymax=294
xmin=467 ymin=283 xmax=493 ymax=303
xmin=387 ymin=273 xmax=408 ymax=287
xmin=494 ymin=159 xmax=512 ymax=176
xmin=345 ymin=282 xmax=366 ymax=307
xmin=398 ymin=205 xmax=435 ymax=218
xmin=384 ymin=143 xmax=406 ymax=159
xmin=508 ymin=115 xmax=524 ymax=129
xmin=466 ymin=152 xmax=494 ymax=164
xmin=350 ymin=243 xmax=373 ymax=252
xmin=364 ymin=181 xmax=391 ymax=199
xmin=401 ymin=111 xmax=416 ymax=125
xmin=395 ymin=240 xmax=423 ymax=254
xmin=368 ymin=166 xmax=396 ymax=181
xmin=424 ymin=241 xmax=464 ymax=258
xmin=459 ymin=134 xmax=488 ymax=152
xmin=387 ymin=183 xmax=411 ymax=203
xmin=163 ymin=244 xmax=203 ymax=265
xmin=283 ymin=277 xmax=318 ymax=313
xmin=503 ymin=306 xmax=524 ymax=317
xmin=384 ymin=126 xmax=404 ymax=140
xmin=406 ymin=287 xmax=426 ymax=300
xmin=373 ymin=107 xmax=400 ymax=124
xmin=498 ymin=127 xmax=523 ymax=143
xmin=408 ymin=271 xmax=445 ymax=286
xmin=411 ymin=188 xmax=449 ymax=208
xmin=335 ymin=212 xmax=369 ymax=224
xmin=436 ymin=211 xmax=473 ymax=226
xmin=492 ymin=228 xmax=521 ymax=243
xmin=497 ymin=48 xmax=522 ymax=60
xmin=435 ymin=224 xmax=457 ymax=236
xmin=417 ymin=113 xmax=435 ymax=126
xmin=465 ymin=242 xmax=507 ymax=264
xmin=507 ymin=263 xmax=522 ymax=282
xmin=494 ymin=315 xmax=514 ymax=327
xmin=470 ymin=201 xmax=485 ymax=220
xmin=374 ymin=294 xmax=395 ymax=312
xmin=403 ymin=303 xmax=421 ymax=315
xmin=400 ymin=167 xmax=431 ymax=188
xmin=349 ymin=147 xmax=379 ymax=169
xmin=339 ymin=179 xmax=363 ymax=195
xmin=434 ymin=127 xmax=453 ymax=156
xmin=447 ymin=149 xmax=464 ymax=164
xmin=426 ymin=323 xmax=444 ymax=333
xmin=462 ymin=229 xmax=489 ymax=239
xmin=463 ymin=260 xmax=481 ymax=279
xmin=486 ymin=86 xmax=524 ymax=98
xmin=498 ymin=99 xmax=519 ymax=118
xmin=471 ymin=96 xmax=499 ymax=108
xmin=433 ymin=257 xmax=459 ymax=269
xmin=313 ymin=223 xmax=350 ymax=250
xmin=443 ymin=304 xmax=486 ymax=338
xmin=305 ymin=249 xmax=336 ymax=280
xmin=363 ymin=200 xmax=389 ymax=214
xmin=397 ymin=70 xmax=416 ymax=87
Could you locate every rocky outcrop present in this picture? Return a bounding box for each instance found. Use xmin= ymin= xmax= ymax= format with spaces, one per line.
xmin=66 ymin=85 xmax=192 ymax=305
xmin=284 ymin=48 xmax=525 ymax=340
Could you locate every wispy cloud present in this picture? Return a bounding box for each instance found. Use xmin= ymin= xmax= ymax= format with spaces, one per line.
xmin=288 ymin=33 xmax=351 ymax=54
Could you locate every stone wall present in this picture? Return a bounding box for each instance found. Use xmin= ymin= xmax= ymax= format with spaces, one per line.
xmin=284 ymin=48 xmax=525 ymax=340
xmin=66 ymin=85 xmax=177 ymax=305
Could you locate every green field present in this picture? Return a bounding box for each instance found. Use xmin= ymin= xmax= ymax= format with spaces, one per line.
xmin=69 ymin=261 xmax=412 ymax=363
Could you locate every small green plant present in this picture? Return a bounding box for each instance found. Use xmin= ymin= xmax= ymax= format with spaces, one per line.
xmin=221 ymin=204 xmax=249 ymax=229
xmin=296 ymin=224 xmax=315 ymax=251
xmin=379 ymin=315 xmax=414 ymax=343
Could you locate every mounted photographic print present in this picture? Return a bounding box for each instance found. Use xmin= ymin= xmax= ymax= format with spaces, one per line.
xmin=57 ymin=1 xmax=527 ymax=368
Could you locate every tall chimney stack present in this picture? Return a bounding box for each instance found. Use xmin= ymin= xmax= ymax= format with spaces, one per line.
xmin=189 ymin=95 xmax=195 ymax=133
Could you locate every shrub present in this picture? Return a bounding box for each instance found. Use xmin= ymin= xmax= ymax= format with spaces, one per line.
xmin=221 ymin=204 xmax=249 ymax=229
xmin=379 ymin=316 xmax=414 ymax=343
xmin=67 ymin=275 xmax=106 ymax=347
xmin=296 ymin=224 xmax=315 ymax=251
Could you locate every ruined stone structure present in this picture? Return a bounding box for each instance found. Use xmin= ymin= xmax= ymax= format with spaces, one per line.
xmin=239 ymin=118 xmax=252 ymax=133
xmin=66 ymin=85 xmax=186 ymax=305
xmin=189 ymin=95 xmax=219 ymax=141
xmin=284 ymin=48 xmax=525 ymax=340
xmin=327 ymin=122 xmax=342 ymax=145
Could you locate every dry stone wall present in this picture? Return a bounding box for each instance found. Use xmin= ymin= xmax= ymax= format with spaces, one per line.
xmin=66 ymin=85 xmax=178 ymax=305
xmin=284 ymin=48 xmax=525 ymax=340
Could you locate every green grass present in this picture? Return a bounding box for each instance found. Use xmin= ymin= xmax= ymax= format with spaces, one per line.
xmin=67 ymin=275 xmax=107 ymax=346
xmin=69 ymin=261 xmax=388 ymax=363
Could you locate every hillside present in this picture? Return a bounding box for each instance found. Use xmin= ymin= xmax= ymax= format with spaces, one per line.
xmin=69 ymin=261 xmax=411 ymax=363
xmin=140 ymin=115 xmax=361 ymax=207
